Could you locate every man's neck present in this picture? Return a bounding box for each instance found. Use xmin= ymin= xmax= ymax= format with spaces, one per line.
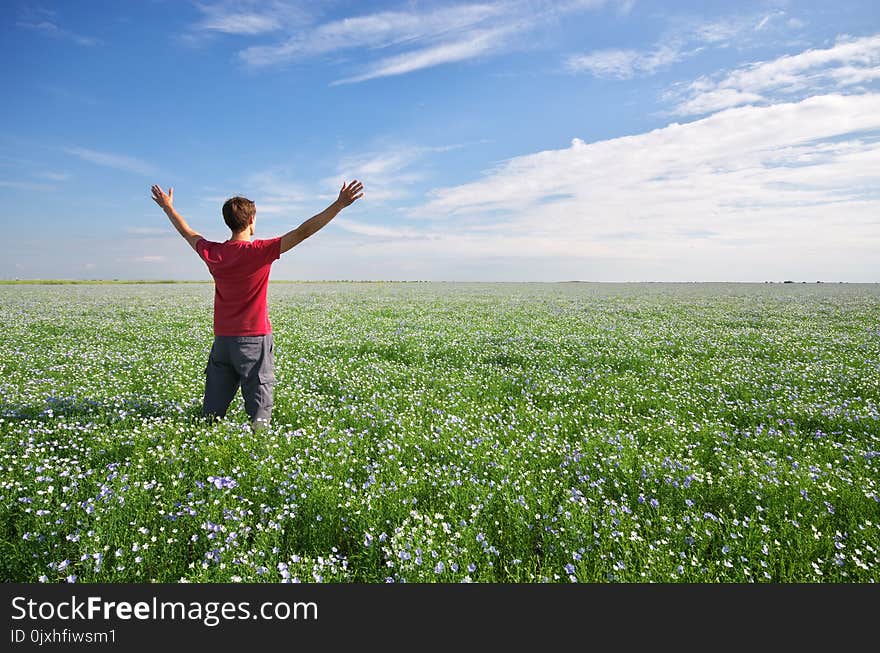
xmin=228 ymin=232 xmax=252 ymax=242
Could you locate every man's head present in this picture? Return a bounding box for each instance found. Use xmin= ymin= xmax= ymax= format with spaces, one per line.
xmin=222 ymin=196 xmax=256 ymax=235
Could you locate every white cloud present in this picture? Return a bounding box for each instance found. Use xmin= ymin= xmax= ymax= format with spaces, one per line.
xmin=387 ymin=93 xmax=880 ymax=279
xmin=213 ymin=168 xmax=321 ymax=219
xmin=36 ymin=171 xmax=71 ymax=181
xmin=692 ymin=18 xmax=747 ymax=44
xmin=230 ymin=142 xmax=469 ymax=236
xmin=670 ymin=33 xmax=880 ymax=115
xmin=239 ymin=4 xmax=503 ymax=67
xmin=566 ymin=49 xmax=639 ymax=78
xmin=566 ymin=43 xmax=686 ymax=79
xmin=63 ymin=147 xmax=159 ymax=177
xmin=333 ymin=218 xmax=422 ymax=239
xmin=668 ymin=88 xmax=765 ymax=116
xmin=237 ymin=1 xmax=615 ymax=82
xmin=615 ymin=0 xmax=635 ymax=17
xmin=566 ymin=11 xmax=802 ymax=81
xmin=192 ymin=1 xmax=308 ymax=35
xmin=133 ymin=256 xmax=166 ymax=263
xmin=199 ymin=13 xmax=281 ymax=34
xmin=245 ymin=168 xmax=309 ymax=203
xmin=125 ymin=227 xmax=168 ymax=236
xmin=332 ymin=26 xmax=511 ymax=84
xmin=324 ymin=142 xmax=466 ymax=203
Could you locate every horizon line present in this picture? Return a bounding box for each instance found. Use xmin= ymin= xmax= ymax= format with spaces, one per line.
xmin=1 ymin=279 xmax=876 ymax=285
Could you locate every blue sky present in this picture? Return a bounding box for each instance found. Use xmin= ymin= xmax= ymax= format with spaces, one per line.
xmin=1 ymin=0 xmax=879 ymax=281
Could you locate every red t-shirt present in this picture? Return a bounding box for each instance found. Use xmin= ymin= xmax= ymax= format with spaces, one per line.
xmin=195 ymin=237 xmax=282 ymax=336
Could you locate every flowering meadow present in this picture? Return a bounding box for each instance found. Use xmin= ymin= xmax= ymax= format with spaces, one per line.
xmin=1 ymin=281 xmax=878 ymax=583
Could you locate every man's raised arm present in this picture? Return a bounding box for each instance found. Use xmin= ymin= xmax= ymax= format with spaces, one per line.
xmin=280 ymin=180 xmax=364 ymax=254
xmin=151 ymin=185 xmax=203 ymax=251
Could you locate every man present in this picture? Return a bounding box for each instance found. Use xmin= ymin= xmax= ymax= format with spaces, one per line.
xmin=150 ymin=180 xmax=365 ymax=430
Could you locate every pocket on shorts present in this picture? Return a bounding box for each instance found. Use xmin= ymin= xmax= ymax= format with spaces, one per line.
xmin=204 ymin=343 xmax=216 ymax=376
xmin=258 ymin=335 xmax=276 ymax=385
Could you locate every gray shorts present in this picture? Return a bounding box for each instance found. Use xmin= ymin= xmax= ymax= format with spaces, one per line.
xmin=203 ymin=334 xmax=276 ymax=426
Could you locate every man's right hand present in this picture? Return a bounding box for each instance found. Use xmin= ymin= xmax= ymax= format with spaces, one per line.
xmin=151 ymin=185 xmax=174 ymax=212
xmin=336 ymin=180 xmax=364 ymax=208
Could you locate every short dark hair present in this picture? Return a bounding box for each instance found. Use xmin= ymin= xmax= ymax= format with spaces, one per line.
xmin=222 ymin=196 xmax=256 ymax=233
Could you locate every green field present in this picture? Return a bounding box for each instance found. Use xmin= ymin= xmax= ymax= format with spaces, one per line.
xmin=1 ymin=282 xmax=878 ymax=582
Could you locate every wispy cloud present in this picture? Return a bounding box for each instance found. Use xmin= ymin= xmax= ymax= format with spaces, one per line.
xmin=63 ymin=147 xmax=159 ymax=177
xmin=668 ymin=33 xmax=880 ymax=116
xmin=35 ymin=171 xmax=71 ymax=182
xmin=232 ymin=141 xmax=470 ymax=232
xmin=17 ymin=6 xmax=99 ymax=46
xmin=215 ymin=168 xmax=312 ymax=217
xmin=566 ymin=11 xmax=800 ymax=80
xmin=193 ymin=0 xmax=306 ymax=35
xmin=245 ymin=168 xmax=310 ymax=202
xmin=754 ymin=15 xmax=772 ymax=32
xmin=125 ymin=227 xmax=168 ymax=236
xmin=691 ymin=18 xmax=749 ymax=44
xmin=333 ymin=218 xmax=422 ymax=239
xmin=566 ymin=43 xmax=687 ymax=79
xmin=133 ymin=255 xmax=166 ymax=263
xmin=199 ymin=12 xmax=281 ymax=34
xmin=615 ymin=0 xmax=635 ymax=17
xmin=239 ymin=4 xmax=504 ymax=67
xmin=332 ymin=26 xmax=512 ymax=84
xmin=325 ymin=142 xmax=468 ymax=202
xmin=232 ymin=1 xmax=616 ymax=82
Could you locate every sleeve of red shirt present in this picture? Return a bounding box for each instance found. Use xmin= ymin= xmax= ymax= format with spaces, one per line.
xmin=259 ymin=237 xmax=282 ymax=265
xmin=195 ymin=237 xmax=210 ymax=263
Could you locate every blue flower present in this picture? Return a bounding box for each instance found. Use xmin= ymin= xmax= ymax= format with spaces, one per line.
xmin=207 ymin=475 xmax=236 ymax=490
